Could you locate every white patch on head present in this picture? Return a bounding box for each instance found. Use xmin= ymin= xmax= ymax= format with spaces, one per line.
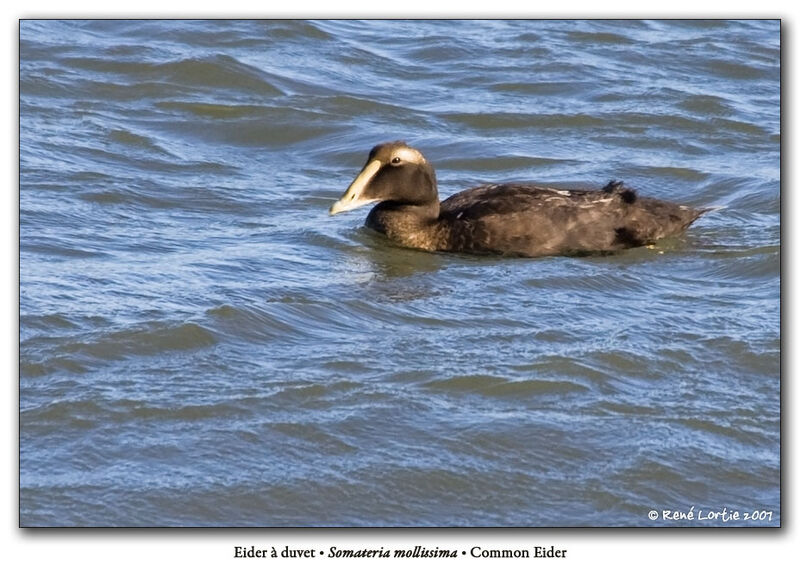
xmin=393 ymin=146 xmax=426 ymax=164
xmin=554 ymin=189 xmax=571 ymax=196
xmin=679 ymin=205 xmax=689 ymax=210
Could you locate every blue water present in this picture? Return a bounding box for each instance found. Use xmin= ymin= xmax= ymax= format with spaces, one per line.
xmin=20 ymin=19 xmax=780 ymax=526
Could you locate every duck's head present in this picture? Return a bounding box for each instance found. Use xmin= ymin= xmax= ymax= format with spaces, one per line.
xmin=329 ymin=141 xmax=438 ymax=215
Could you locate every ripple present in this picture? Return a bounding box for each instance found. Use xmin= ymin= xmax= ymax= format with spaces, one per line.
xmin=705 ymin=58 xmax=771 ymax=80
xmin=23 ymin=241 xmax=110 ymax=259
xmin=678 ymin=94 xmax=736 ymax=116
xmin=32 ymin=322 xmax=218 ymax=366
xmin=268 ymin=422 xmax=358 ymax=454
xmin=445 ymin=112 xmax=606 ymax=130
xmin=697 ymin=248 xmax=779 ymax=282
xmin=154 ymin=102 xmax=343 ymax=147
xmin=60 ymin=54 xmax=285 ymax=96
xmin=488 ymin=81 xmax=586 ymax=96
xmin=523 ymin=270 xmax=646 ymax=295
xmin=157 ymin=101 xmax=275 ymax=119
xmin=436 ymin=155 xmax=568 ymax=172
xmin=634 ymin=165 xmax=710 ymax=182
xmin=566 ymin=31 xmax=635 ymax=44
xmin=424 ymin=375 xmax=589 ymax=397
xmin=21 ymin=397 xmax=254 ymax=430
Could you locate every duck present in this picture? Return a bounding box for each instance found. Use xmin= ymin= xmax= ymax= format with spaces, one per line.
xmin=329 ymin=141 xmax=710 ymax=257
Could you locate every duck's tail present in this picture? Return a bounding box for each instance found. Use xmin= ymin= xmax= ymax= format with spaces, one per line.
xmin=691 ymin=204 xmax=724 ymax=223
xmin=677 ymin=204 xmax=722 ymax=232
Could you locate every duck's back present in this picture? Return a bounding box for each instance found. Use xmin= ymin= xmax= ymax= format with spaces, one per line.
xmin=437 ymin=182 xmax=705 ymax=257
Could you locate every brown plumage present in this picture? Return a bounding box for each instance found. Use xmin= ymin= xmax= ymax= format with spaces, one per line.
xmin=329 ymin=141 xmax=709 ymax=257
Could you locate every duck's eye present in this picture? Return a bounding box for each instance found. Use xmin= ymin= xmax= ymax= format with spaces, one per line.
xmin=391 ymin=157 xmax=402 ymax=165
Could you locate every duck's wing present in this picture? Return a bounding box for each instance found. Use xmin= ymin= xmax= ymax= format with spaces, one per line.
xmin=439 ymin=183 xmax=595 ymax=218
xmin=437 ymin=183 xmax=705 ymax=257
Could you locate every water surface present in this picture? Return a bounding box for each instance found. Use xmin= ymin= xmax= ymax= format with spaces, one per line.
xmin=20 ymin=19 xmax=780 ymax=526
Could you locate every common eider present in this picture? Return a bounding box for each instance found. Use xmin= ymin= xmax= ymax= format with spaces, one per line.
xmin=329 ymin=141 xmax=709 ymax=257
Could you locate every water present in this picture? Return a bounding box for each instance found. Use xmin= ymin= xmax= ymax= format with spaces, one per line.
xmin=20 ymin=19 xmax=780 ymax=527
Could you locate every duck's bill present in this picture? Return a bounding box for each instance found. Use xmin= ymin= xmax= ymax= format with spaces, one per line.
xmin=329 ymin=159 xmax=381 ymax=215
xmin=329 ymin=196 xmax=380 ymax=215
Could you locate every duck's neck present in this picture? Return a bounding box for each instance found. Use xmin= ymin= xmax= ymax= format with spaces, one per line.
xmin=366 ymin=200 xmax=442 ymax=251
